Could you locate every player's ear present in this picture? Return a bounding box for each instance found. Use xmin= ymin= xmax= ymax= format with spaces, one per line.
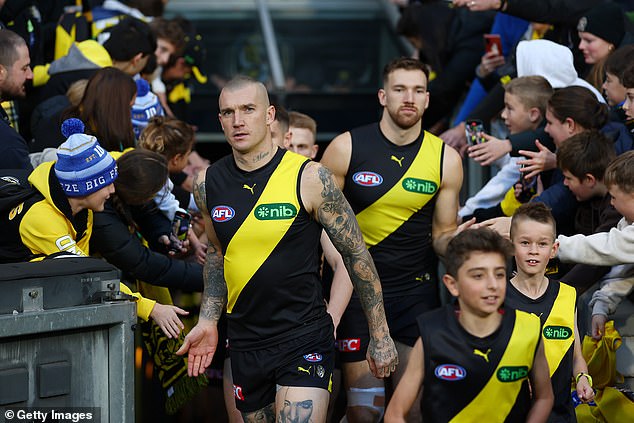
xmin=378 ymin=88 xmax=387 ymax=106
xmin=442 ymin=274 xmax=459 ymax=297
xmin=550 ymin=240 xmax=559 ymax=259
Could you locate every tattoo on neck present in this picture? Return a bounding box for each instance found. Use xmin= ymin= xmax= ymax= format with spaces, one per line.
xmin=252 ymin=150 xmax=271 ymax=163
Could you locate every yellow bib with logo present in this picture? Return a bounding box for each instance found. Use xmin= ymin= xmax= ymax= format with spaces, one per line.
xmin=224 ymin=152 xmax=308 ymax=313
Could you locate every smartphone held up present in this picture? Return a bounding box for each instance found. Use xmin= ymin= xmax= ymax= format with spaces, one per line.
xmin=465 ymin=119 xmax=486 ymax=146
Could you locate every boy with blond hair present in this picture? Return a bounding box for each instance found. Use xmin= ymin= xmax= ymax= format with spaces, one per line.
xmin=461 ymin=76 xmax=553 ymax=220
xmin=386 ymin=228 xmax=553 ymax=423
xmin=507 ymin=203 xmax=594 ymax=422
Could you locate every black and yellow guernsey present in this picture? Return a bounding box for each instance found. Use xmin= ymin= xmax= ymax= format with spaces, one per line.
xmin=418 ymin=305 xmax=541 ymax=423
xmin=344 ymin=123 xmax=443 ymax=298
xmin=205 ymin=149 xmax=330 ymax=350
xmin=506 ymin=280 xmax=577 ymax=422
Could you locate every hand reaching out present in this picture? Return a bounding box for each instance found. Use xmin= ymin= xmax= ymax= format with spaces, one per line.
xmin=149 ymin=303 xmax=188 ymax=338
xmin=518 ymin=140 xmax=557 ymax=179
xmin=176 ymin=320 xmax=219 ymax=377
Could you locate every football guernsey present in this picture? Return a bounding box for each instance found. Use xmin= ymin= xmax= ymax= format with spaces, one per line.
xmin=205 ymin=149 xmax=330 ymax=350
xmin=418 ymin=305 xmax=541 ymax=423
xmin=344 ymin=123 xmax=444 ymax=298
xmin=506 ymin=280 xmax=577 ymax=422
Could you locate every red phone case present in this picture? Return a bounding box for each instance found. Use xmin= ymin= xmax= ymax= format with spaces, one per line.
xmin=484 ymin=34 xmax=502 ymax=55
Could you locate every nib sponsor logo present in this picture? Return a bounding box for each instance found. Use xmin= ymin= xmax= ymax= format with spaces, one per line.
xmin=402 ymin=178 xmax=437 ymax=195
xmin=543 ymin=325 xmax=572 ymax=340
xmin=497 ymin=366 xmax=528 ymax=382
xmin=254 ymin=203 xmax=297 ymax=220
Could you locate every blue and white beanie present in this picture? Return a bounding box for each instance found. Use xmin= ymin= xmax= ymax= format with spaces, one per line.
xmin=132 ymin=78 xmax=164 ymax=139
xmin=55 ymin=118 xmax=118 ymax=197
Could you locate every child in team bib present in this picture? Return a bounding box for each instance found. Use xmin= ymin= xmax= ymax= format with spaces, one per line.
xmin=385 ymin=228 xmax=554 ymax=423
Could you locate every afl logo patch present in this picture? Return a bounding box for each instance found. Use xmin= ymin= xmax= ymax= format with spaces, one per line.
xmin=353 ymin=171 xmax=383 ymax=187
xmin=434 ymin=364 xmax=466 ymax=381
xmin=303 ymin=353 xmax=323 ymax=363
xmin=212 ymin=205 xmax=235 ymax=222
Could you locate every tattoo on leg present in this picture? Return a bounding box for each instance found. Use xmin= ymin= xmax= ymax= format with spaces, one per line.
xmin=279 ymin=399 xmax=314 ymax=423
xmin=242 ymin=403 xmax=275 ymax=423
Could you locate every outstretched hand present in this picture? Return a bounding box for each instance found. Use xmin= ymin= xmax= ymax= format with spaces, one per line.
xmin=518 ymin=140 xmax=557 ymax=179
xmin=473 ymin=216 xmax=512 ymax=239
xmin=176 ymin=320 xmax=219 ymax=377
xmin=149 ymin=303 xmax=188 ymax=338
xmin=367 ymin=334 xmax=399 ymax=379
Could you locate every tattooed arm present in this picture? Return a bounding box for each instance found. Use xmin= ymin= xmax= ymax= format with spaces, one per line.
xmin=301 ymin=161 xmax=398 ymax=378
xmin=176 ymin=169 xmax=228 ymax=377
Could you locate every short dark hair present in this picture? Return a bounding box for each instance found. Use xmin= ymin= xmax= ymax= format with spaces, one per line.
xmin=604 ymin=150 xmax=634 ymax=194
xmin=606 ymin=45 xmax=634 ymax=81
xmin=510 ymin=202 xmax=556 ymax=241
xmin=556 ymin=130 xmax=615 ymax=181
xmin=621 ymin=62 xmax=634 ymax=89
xmin=445 ymin=228 xmax=513 ymax=278
xmin=382 ymin=57 xmax=429 ymax=86
xmin=0 ymin=29 xmax=26 ymax=68
xmin=101 ymin=17 xmax=156 ymax=61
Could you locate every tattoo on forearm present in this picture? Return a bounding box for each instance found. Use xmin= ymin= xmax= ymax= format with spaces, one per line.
xmin=242 ymin=403 xmax=275 ymax=423
xmin=316 ymin=166 xmax=387 ymax=334
xmin=200 ymin=242 xmax=226 ymax=322
xmin=192 ymin=172 xmax=208 ymax=214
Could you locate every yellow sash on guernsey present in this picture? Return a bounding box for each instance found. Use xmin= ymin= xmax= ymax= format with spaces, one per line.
xmin=451 ymin=311 xmax=541 ymax=422
xmin=224 ymin=152 xmax=308 ymax=313
xmin=355 ymin=132 xmax=442 ymax=248
xmin=542 ymin=283 xmax=576 ymax=377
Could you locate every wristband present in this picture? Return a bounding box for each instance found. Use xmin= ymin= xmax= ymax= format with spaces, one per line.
xmin=575 ymin=372 xmax=593 ymax=387
xmin=498 ymin=0 xmax=508 ymax=11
